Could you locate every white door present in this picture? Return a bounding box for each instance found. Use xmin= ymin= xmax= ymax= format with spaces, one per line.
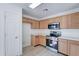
xmin=22 ymin=23 xmax=31 ymax=48
xmin=0 ymin=11 xmax=5 ymax=56
xmin=5 ymin=9 xmax=22 ymax=56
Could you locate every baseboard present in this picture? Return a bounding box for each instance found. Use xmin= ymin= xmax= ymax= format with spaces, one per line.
xmin=58 ymin=51 xmax=68 ymax=56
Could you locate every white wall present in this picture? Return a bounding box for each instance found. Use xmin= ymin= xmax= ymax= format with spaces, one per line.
xmin=0 ymin=10 xmax=5 ymax=56
xmin=0 ymin=4 xmax=22 ymax=56
xmin=22 ymin=23 xmax=31 ymax=48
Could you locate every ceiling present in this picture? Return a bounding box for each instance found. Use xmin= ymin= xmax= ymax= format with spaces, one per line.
xmin=13 ymin=3 xmax=79 ymax=19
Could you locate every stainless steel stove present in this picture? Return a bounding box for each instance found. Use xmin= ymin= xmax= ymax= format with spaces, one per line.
xmin=46 ymin=31 xmax=61 ymax=52
xmin=46 ymin=36 xmax=58 ymax=52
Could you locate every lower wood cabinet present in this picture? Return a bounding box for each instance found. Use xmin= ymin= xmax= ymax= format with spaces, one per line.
xmin=32 ymin=35 xmax=46 ymax=46
xmin=58 ymin=38 xmax=68 ymax=55
xmin=31 ymin=35 xmax=39 ymax=46
xmin=39 ymin=36 xmax=46 ymax=46
xmin=68 ymin=40 xmax=79 ymax=56
xmin=58 ymin=38 xmax=79 ymax=56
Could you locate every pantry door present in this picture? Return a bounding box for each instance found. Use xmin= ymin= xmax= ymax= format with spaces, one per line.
xmin=22 ymin=23 xmax=31 ymax=48
xmin=5 ymin=9 xmax=22 ymax=56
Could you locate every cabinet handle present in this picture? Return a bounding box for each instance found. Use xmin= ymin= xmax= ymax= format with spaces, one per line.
xmin=15 ymin=36 xmax=18 ymax=39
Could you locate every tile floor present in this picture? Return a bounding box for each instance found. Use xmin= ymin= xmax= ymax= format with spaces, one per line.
xmin=22 ymin=46 xmax=64 ymax=56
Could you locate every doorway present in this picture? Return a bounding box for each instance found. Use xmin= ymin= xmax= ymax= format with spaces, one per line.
xmin=22 ymin=23 xmax=31 ymax=48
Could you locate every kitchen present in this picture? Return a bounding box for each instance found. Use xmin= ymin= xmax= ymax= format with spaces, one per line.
xmin=22 ymin=3 xmax=79 ymax=55
xmin=0 ymin=3 xmax=79 ymax=56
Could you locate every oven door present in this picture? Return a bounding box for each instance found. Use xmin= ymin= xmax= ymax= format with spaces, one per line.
xmin=46 ymin=37 xmax=58 ymax=50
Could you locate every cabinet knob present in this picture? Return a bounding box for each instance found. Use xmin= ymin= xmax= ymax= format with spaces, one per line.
xmin=15 ymin=36 xmax=18 ymax=39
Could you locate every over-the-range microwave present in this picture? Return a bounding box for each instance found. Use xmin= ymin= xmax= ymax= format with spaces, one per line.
xmin=48 ymin=22 xmax=60 ymax=29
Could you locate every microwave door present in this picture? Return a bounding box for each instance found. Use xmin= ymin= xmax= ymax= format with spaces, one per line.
xmin=48 ymin=23 xmax=60 ymax=29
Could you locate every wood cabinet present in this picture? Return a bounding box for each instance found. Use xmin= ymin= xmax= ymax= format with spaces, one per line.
xmin=23 ymin=12 xmax=79 ymax=29
xmin=32 ymin=35 xmax=46 ymax=46
xmin=32 ymin=21 xmax=39 ymax=29
xmin=39 ymin=36 xmax=46 ymax=46
xmin=31 ymin=35 xmax=39 ymax=46
xmin=60 ymin=12 xmax=79 ymax=29
xmin=40 ymin=17 xmax=60 ymax=29
xmin=69 ymin=12 xmax=79 ymax=29
xmin=39 ymin=20 xmax=47 ymax=29
xmin=23 ymin=17 xmax=39 ymax=29
xmin=58 ymin=38 xmax=68 ymax=55
xmin=60 ymin=15 xmax=71 ymax=29
xmin=39 ymin=19 xmax=52 ymax=29
xmin=40 ymin=12 xmax=79 ymax=29
xmin=58 ymin=38 xmax=79 ymax=56
xmin=68 ymin=40 xmax=79 ymax=56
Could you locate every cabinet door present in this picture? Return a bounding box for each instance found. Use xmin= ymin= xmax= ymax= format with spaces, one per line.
xmin=60 ymin=15 xmax=71 ymax=29
xmin=32 ymin=36 xmax=39 ymax=46
xmin=23 ymin=17 xmax=39 ymax=29
xmin=52 ymin=17 xmax=61 ymax=23
xmin=32 ymin=21 xmax=39 ymax=29
xmin=39 ymin=36 xmax=46 ymax=46
xmin=40 ymin=20 xmax=50 ymax=29
xmin=35 ymin=21 xmax=39 ymax=29
xmin=35 ymin=36 xmax=39 ymax=45
xmin=5 ymin=8 xmax=22 ymax=56
xmin=70 ymin=12 xmax=79 ymax=29
xmin=68 ymin=40 xmax=79 ymax=56
xmin=32 ymin=36 xmax=36 ymax=46
xmin=40 ymin=17 xmax=60 ymax=29
xmin=58 ymin=39 xmax=68 ymax=55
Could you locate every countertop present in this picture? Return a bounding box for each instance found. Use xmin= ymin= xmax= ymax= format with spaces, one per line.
xmin=32 ymin=34 xmax=79 ymax=41
xmin=58 ymin=36 xmax=79 ymax=41
xmin=31 ymin=34 xmax=47 ymax=37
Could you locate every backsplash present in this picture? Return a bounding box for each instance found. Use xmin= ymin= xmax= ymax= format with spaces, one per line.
xmin=31 ymin=29 xmax=60 ymax=36
xmin=31 ymin=29 xmax=79 ymax=37
xmin=61 ymin=29 xmax=79 ymax=37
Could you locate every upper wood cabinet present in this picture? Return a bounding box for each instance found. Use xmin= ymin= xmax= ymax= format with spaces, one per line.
xmin=32 ymin=21 xmax=39 ymax=29
xmin=60 ymin=15 xmax=71 ymax=29
xmin=23 ymin=12 xmax=79 ymax=29
xmin=40 ymin=17 xmax=60 ymax=29
xmin=40 ymin=12 xmax=79 ymax=29
xmin=70 ymin=12 xmax=79 ymax=29
xmin=39 ymin=19 xmax=52 ymax=29
xmin=22 ymin=17 xmax=39 ymax=29
xmin=60 ymin=12 xmax=79 ymax=29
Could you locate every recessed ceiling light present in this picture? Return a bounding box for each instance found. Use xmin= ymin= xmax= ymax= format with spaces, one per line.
xmin=29 ymin=3 xmax=41 ymax=9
